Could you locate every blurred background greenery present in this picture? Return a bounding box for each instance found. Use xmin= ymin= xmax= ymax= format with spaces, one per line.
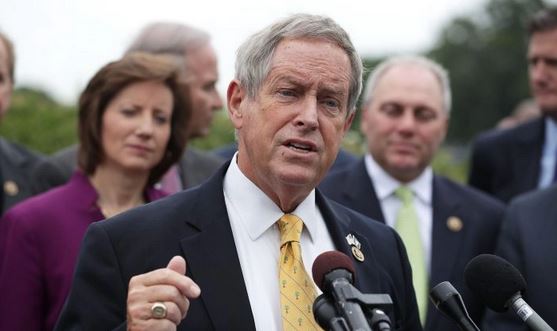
xmin=0 ymin=0 xmax=547 ymax=184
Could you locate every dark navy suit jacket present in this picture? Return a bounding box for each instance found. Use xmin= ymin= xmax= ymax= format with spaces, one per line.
xmin=468 ymin=118 xmax=545 ymax=203
xmin=319 ymin=159 xmax=504 ymax=331
xmin=55 ymin=163 xmax=422 ymax=331
xmin=0 ymin=137 xmax=43 ymax=215
xmin=483 ymin=185 xmax=557 ymax=331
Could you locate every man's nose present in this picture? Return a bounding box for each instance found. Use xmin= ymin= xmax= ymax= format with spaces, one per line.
xmin=212 ymin=91 xmax=224 ymax=111
xmin=295 ymin=98 xmax=319 ymax=130
xmin=398 ymin=110 xmax=417 ymax=131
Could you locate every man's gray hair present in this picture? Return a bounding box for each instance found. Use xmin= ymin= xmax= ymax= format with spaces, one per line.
xmin=234 ymin=13 xmax=363 ymax=114
xmin=126 ymin=22 xmax=210 ymax=57
xmin=362 ymin=55 xmax=452 ymax=113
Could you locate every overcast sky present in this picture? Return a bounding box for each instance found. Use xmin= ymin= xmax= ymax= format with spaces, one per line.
xmin=0 ymin=0 xmax=492 ymax=104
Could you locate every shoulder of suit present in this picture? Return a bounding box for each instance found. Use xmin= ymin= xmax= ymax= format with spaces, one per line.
xmin=509 ymin=184 xmax=557 ymax=210
xmin=435 ymin=175 xmax=505 ymax=211
xmin=0 ymin=137 xmax=44 ymax=166
xmin=320 ymin=159 xmax=363 ymax=188
xmin=473 ymin=118 xmax=544 ymax=148
xmin=99 ymin=185 xmax=202 ymax=230
xmin=325 ymin=196 xmax=393 ymax=234
xmin=183 ymin=147 xmax=226 ymax=167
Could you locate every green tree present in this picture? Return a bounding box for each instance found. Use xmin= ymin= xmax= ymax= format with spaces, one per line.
xmin=0 ymin=87 xmax=77 ymax=154
xmin=427 ymin=0 xmax=546 ymax=143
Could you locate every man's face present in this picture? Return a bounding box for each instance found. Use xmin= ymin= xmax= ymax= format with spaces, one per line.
xmin=227 ymin=38 xmax=354 ymax=211
xmin=528 ymin=28 xmax=557 ymax=116
xmin=361 ymin=64 xmax=448 ymax=183
xmin=0 ymin=40 xmax=12 ymax=119
xmin=183 ymin=45 xmax=223 ymax=138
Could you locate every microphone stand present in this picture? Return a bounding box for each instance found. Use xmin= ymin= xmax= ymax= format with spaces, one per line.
xmin=315 ymin=287 xmax=394 ymax=331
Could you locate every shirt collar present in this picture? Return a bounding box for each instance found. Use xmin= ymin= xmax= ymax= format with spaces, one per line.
xmin=223 ymin=153 xmax=319 ymax=242
xmin=544 ymin=117 xmax=557 ymax=152
xmin=364 ymin=153 xmax=433 ymax=205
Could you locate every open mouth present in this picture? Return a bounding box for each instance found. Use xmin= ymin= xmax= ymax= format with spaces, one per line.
xmin=286 ymin=141 xmax=316 ymax=153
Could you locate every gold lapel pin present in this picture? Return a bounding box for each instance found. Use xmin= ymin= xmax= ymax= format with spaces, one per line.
xmin=351 ymin=246 xmax=365 ymax=262
xmin=4 ymin=180 xmax=19 ymax=196
xmin=346 ymin=233 xmax=365 ymax=262
xmin=447 ymin=216 xmax=463 ymax=232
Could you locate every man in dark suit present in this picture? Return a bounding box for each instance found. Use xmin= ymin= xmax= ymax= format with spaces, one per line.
xmin=479 ymin=11 xmax=557 ymax=328
xmin=0 ymin=31 xmax=43 ymax=215
xmin=468 ymin=7 xmax=557 ymax=203
xmin=56 ymin=14 xmax=422 ymax=331
xmin=33 ymin=22 xmax=225 ymax=194
xmin=482 ymin=186 xmax=557 ymax=330
xmin=320 ymin=55 xmax=504 ymax=330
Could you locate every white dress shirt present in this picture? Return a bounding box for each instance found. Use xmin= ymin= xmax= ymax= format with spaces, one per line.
xmin=364 ymin=154 xmax=433 ymax=271
xmin=223 ymin=153 xmax=335 ymax=330
xmin=538 ymin=117 xmax=557 ymax=188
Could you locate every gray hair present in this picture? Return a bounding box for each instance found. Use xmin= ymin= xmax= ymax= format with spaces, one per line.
xmin=234 ymin=13 xmax=363 ymax=114
xmin=126 ymin=22 xmax=210 ymax=57
xmin=362 ymin=55 xmax=452 ymax=114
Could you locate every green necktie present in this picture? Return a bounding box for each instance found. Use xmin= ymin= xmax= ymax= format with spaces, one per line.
xmin=394 ymin=186 xmax=428 ymax=325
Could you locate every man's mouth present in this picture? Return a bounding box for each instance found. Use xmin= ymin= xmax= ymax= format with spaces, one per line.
xmin=285 ymin=141 xmax=317 ymax=153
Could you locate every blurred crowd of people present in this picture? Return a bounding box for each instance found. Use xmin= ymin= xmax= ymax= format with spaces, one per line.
xmin=0 ymin=6 xmax=555 ymax=331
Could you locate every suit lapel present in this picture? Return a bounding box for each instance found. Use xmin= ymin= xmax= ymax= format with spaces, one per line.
xmin=179 ymin=166 xmax=255 ymax=330
xmin=316 ymin=191 xmax=381 ymax=290
xmin=426 ymin=177 xmax=466 ymax=329
xmin=341 ymin=160 xmax=386 ymax=223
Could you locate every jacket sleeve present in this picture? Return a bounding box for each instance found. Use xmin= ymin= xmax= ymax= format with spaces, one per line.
xmin=0 ymin=211 xmax=45 ymax=331
xmin=54 ymin=223 xmax=128 ymax=331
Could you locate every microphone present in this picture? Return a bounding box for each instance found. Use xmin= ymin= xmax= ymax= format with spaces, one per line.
xmin=464 ymin=254 xmax=554 ymax=331
xmin=429 ymin=281 xmax=480 ymax=331
xmin=313 ymin=294 xmax=350 ymax=331
xmin=312 ymin=251 xmax=372 ymax=331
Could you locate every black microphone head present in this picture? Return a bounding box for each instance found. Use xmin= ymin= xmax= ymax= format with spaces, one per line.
xmin=430 ymin=281 xmax=459 ymax=307
xmin=313 ymin=294 xmax=338 ymax=329
xmin=312 ymin=251 xmax=355 ymax=291
xmin=464 ymin=254 xmax=526 ymax=312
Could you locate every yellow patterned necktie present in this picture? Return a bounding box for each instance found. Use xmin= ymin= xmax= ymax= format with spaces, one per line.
xmin=277 ymin=214 xmax=319 ymax=330
xmin=394 ymin=186 xmax=428 ymax=325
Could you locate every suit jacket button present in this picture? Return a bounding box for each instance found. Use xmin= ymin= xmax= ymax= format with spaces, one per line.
xmin=446 ymin=216 xmax=463 ymax=232
xmin=4 ymin=180 xmax=19 ymax=196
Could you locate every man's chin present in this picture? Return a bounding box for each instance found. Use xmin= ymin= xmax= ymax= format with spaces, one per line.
xmin=276 ymin=168 xmax=320 ymax=188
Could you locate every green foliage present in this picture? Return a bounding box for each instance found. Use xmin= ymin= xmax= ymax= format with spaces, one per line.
xmin=432 ymin=146 xmax=469 ymax=183
xmin=0 ymin=87 xmax=77 ymax=154
xmin=3 ymin=0 xmax=549 ymax=184
xmin=426 ymin=0 xmax=546 ymax=143
xmin=190 ymin=110 xmax=236 ymax=150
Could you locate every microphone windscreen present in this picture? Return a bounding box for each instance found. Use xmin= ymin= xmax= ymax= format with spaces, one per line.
xmin=464 ymin=254 xmax=526 ymax=312
xmin=312 ymin=251 xmax=355 ymax=291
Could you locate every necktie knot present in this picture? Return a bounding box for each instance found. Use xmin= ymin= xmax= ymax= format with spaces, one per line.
xmin=395 ymin=186 xmax=414 ymax=205
xmin=277 ymin=214 xmax=303 ymax=247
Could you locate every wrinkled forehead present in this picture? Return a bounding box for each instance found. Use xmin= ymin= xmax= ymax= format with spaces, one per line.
xmin=266 ymin=38 xmax=351 ymax=89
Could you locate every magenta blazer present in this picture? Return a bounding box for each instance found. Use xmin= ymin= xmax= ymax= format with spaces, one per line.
xmin=0 ymin=171 xmax=167 ymax=331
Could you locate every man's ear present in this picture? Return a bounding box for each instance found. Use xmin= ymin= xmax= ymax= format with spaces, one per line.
xmin=227 ymin=79 xmax=246 ymax=129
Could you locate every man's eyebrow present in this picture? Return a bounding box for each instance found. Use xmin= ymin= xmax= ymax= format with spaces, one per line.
xmin=267 ymin=74 xmax=307 ymax=87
